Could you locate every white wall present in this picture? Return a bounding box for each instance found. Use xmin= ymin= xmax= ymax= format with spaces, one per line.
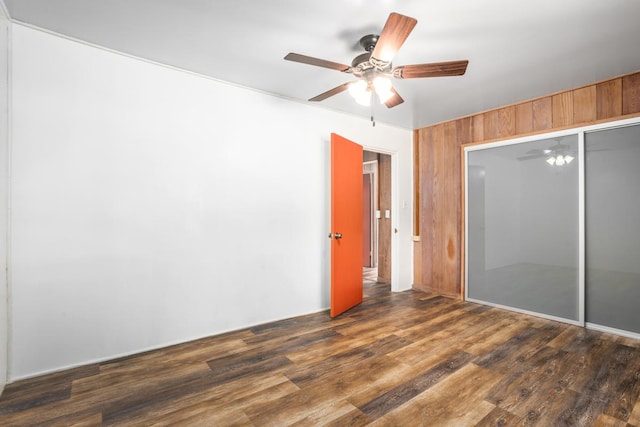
xmin=0 ymin=5 xmax=9 ymax=393
xmin=9 ymin=24 xmax=413 ymax=380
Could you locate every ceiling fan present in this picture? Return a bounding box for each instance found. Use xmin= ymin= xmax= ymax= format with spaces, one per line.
xmin=284 ymin=12 xmax=469 ymax=109
xmin=517 ymin=140 xmax=576 ymax=166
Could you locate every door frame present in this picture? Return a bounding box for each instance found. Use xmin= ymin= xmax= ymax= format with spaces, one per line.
xmin=363 ymin=160 xmax=378 ymax=268
xmin=362 ymin=146 xmax=401 ymax=292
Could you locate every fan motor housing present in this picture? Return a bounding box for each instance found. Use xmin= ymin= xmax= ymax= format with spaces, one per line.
xmin=351 ymin=52 xmax=371 ymax=67
xmin=359 ymin=34 xmax=379 ymax=52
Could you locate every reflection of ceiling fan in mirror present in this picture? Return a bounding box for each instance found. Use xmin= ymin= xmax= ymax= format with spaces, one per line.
xmin=517 ymin=141 xmax=575 ymax=166
xmin=284 ymin=12 xmax=469 ymax=109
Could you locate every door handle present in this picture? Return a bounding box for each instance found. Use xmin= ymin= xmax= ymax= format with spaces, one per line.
xmin=328 ymin=232 xmax=343 ymax=239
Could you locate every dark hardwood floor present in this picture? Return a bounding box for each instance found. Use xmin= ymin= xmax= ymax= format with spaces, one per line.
xmin=2 ymin=272 xmax=640 ymax=426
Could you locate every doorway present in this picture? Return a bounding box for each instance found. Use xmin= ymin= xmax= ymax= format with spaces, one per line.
xmin=363 ymin=150 xmax=392 ymax=294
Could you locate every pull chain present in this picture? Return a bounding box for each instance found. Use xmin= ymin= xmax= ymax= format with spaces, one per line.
xmin=370 ymin=94 xmax=376 ymax=127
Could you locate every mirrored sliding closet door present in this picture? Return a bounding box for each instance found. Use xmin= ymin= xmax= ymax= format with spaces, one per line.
xmin=585 ymin=124 xmax=640 ymax=334
xmin=466 ymin=120 xmax=640 ymax=337
xmin=466 ymin=135 xmax=580 ymax=323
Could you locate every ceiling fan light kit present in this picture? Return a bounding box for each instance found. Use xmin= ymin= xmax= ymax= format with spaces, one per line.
xmin=284 ymin=12 xmax=469 ymax=111
xmin=546 ymin=154 xmax=574 ymax=166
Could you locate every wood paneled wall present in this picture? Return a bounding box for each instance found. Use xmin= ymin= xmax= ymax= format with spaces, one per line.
xmin=377 ymin=154 xmax=392 ymax=283
xmin=413 ymin=71 xmax=640 ymax=298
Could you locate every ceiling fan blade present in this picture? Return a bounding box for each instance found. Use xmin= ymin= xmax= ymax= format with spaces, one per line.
xmin=309 ymin=82 xmax=352 ymax=102
xmin=517 ymin=154 xmax=545 ymax=161
xmin=396 ymin=60 xmax=469 ymax=79
xmin=384 ymin=87 xmax=404 ymax=108
xmin=284 ymin=53 xmax=350 ymax=72
xmin=371 ymin=13 xmax=417 ymax=63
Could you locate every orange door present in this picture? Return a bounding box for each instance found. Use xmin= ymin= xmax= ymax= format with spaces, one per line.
xmin=330 ymin=133 xmax=363 ymax=317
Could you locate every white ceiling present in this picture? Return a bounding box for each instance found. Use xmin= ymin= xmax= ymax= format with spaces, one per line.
xmin=4 ymin=0 xmax=640 ymax=130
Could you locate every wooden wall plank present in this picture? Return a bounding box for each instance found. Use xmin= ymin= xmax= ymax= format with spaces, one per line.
xmin=378 ymin=154 xmax=392 ymax=283
xmin=552 ymin=92 xmax=573 ymax=127
xmin=413 ymin=129 xmax=424 ymax=286
xmin=413 ymin=239 xmax=422 ymax=286
xmin=472 ymin=114 xmax=484 ymax=142
xmin=596 ymin=78 xmax=622 ymax=119
xmin=532 ymin=97 xmax=552 ymax=131
xmin=430 ymin=124 xmax=445 ymax=288
xmin=515 ymin=102 xmax=533 ymax=134
xmin=623 ymin=72 xmax=640 ymax=115
xmin=484 ymin=110 xmax=499 ymax=140
xmin=443 ymin=122 xmax=460 ymax=296
xmin=498 ymin=106 xmax=516 ymax=138
xmin=418 ymin=127 xmax=434 ymax=287
xmin=573 ymin=85 xmax=596 ymax=124
xmin=456 ymin=117 xmax=473 ymax=146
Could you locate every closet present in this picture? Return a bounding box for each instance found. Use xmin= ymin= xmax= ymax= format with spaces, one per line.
xmin=465 ymin=118 xmax=640 ymax=338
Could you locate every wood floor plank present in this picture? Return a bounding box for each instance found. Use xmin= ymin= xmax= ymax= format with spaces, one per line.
xmin=284 ymin=324 xmax=400 ymax=365
xmin=553 ymin=329 xmax=616 ymax=400
xmin=592 ymin=413 xmax=629 ymax=427
xmin=285 ymin=334 xmax=412 ymax=389
xmin=66 ymin=412 xmax=103 ymax=426
xmin=0 ymin=363 xmax=214 ymax=426
xmin=460 ymin=316 xmax=530 ymax=356
xmin=485 ymin=346 xmax=563 ymax=403
xmin=246 ymin=312 xmax=353 ymax=346
xmin=72 ymin=341 xmax=245 ymax=396
xmin=100 ymin=329 xmax=255 ymax=371
xmin=152 ymin=408 xmax=254 ymax=427
xmin=473 ymin=406 xmax=523 ymax=426
xmin=628 ymin=398 xmax=640 ymax=425
xmin=370 ymin=363 xmax=502 ymax=426
xmin=338 ymin=358 xmax=416 ymax=409
xmin=320 ymin=408 xmax=373 ymax=427
xmin=286 ymin=352 xmax=409 ymax=401
xmin=388 ymin=310 xmax=528 ymax=368
xmin=475 ymin=323 xmax=564 ymax=373
xmin=128 ymin=376 xmax=297 ymax=427
xmin=557 ymin=343 xmax=637 ymax=426
xmin=602 ymin=345 xmax=640 ymax=422
xmin=357 ymin=351 xmax=476 ymax=418
xmin=0 ymin=364 xmax=99 ymax=415
xmin=488 ymin=346 xmax=582 ymax=425
xmin=547 ymin=324 xmax=583 ymax=349
xmin=243 ymin=388 xmax=357 ymax=427
xmin=394 ymin=303 xmax=490 ymax=342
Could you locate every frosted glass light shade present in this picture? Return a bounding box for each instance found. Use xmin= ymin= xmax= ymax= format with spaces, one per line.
xmin=373 ymin=77 xmax=393 ymax=103
xmin=348 ymin=80 xmax=371 ymax=106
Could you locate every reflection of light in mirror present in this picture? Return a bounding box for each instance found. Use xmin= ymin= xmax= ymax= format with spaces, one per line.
xmin=546 ymin=154 xmax=574 ymax=166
